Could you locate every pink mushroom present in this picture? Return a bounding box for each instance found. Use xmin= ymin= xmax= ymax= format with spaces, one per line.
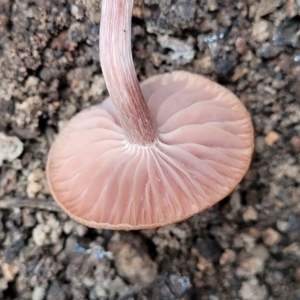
xmin=46 ymin=0 xmax=254 ymax=230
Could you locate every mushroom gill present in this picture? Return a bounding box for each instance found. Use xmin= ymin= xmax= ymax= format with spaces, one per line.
xmin=46 ymin=0 xmax=254 ymax=230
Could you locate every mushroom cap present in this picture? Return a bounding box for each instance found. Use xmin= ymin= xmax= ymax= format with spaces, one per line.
xmin=46 ymin=71 xmax=254 ymax=230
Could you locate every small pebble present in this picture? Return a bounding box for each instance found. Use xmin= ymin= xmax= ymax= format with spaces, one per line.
xmin=277 ymin=220 xmax=290 ymax=232
xmin=0 ymin=278 xmax=8 ymax=292
xmin=28 ymin=168 xmax=44 ymax=182
xmin=1 ymin=263 xmax=19 ymax=282
xmin=108 ymin=233 xmax=157 ymax=285
xmin=32 ymin=286 xmax=45 ymax=300
xmin=256 ymin=0 xmax=283 ymax=17
xmin=283 ymin=243 xmax=300 ymax=258
xmin=237 ymin=245 xmax=269 ymax=278
xmin=262 ymin=228 xmax=281 ymax=246
xmin=265 ymin=131 xmax=280 ymax=146
xmin=0 ymin=133 xmax=24 ymax=167
xmin=219 ymin=249 xmax=236 ymax=266
xmin=239 ymin=278 xmax=268 ymax=300
xmin=295 ymin=268 xmax=300 ymax=282
xmin=235 ymin=37 xmax=248 ymax=55
xmin=26 ymin=181 xmax=42 ymax=198
xmin=197 ymin=255 xmax=213 ymax=272
xmin=196 ymin=238 xmax=223 ymax=263
xmin=243 ymin=206 xmax=258 ymax=222
xmin=291 ymin=136 xmax=300 ymax=152
xmin=157 ymin=35 xmax=195 ymax=66
xmin=252 ymin=20 xmax=272 ymax=43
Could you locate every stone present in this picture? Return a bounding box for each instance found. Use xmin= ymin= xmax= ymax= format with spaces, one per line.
xmin=70 ymin=5 xmax=82 ymax=19
xmin=262 ymin=228 xmax=281 ymax=246
xmin=265 ymin=131 xmax=280 ymax=146
xmin=32 ymin=215 xmax=61 ymax=246
xmin=167 ymin=275 xmax=192 ymax=297
xmin=108 ymin=233 xmax=157 ymax=285
xmin=256 ymin=0 xmax=283 ymax=17
xmin=59 ymin=104 xmax=77 ymax=121
xmin=239 ymin=278 xmax=268 ymax=300
xmin=259 ymin=43 xmax=282 ymax=59
xmin=241 ymin=233 xmax=256 ymax=251
xmin=197 ymin=255 xmax=213 ymax=272
xmin=28 ymin=168 xmax=44 ymax=182
xmin=94 ymin=275 xmax=127 ymax=299
xmin=291 ymin=136 xmax=300 ymax=152
xmin=196 ymin=238 xmax=223 ymax=263
xmin=14 ymin=96 xmax=42 ymax=127
xmin=287 ymin=214 xmax=300 ymax=231
xmin=32 ymin=224 xmax=47 ymax=246
xmin=193 ymin=56 xmax=213 ymax=74
xmin=231 ymin=67 xmax=249 ymax=82
xmin=157 ymin=35 xmax=195 ymax=65
xmin=230 ymin=190 xmax=242 ymax=213
xmin=63 ymin=220 xmax=75 ymax=235
xmin=295 ymin=268 xmax=300 ymax=282
xmin=283 ymin=243 xmax=300 ymax=258
xmin=219 ymin=249 xmax=236 ymax=266
xmin=46 ymin=281 xmax=65 ymax=300
xmin=25 ymin=76 xmax=39 ymax=91
xmin=0 ymin=133 xmax=23 ymax=166
xmin=210 ymin=47 xmax=238 ymax=76
xmin=120 ymin=274 xmax=191 ymax=299
xmin=75 ymin=224 xmax=88 ymax=237
xmin=235 ymin=37 xmax=248 ymax=55
xmin=88 ymin=75 xmax=106 ymax=98
xmin=170 ymin=226 xmax=188 ymax=240
xmin=273 ymin=17 xmax=300 ymax=48
xmin=92 ymin=284 xmax=106 ymax=298
xmin=243 ymin=206 xmax=258 ymax=222
xmin=237 ymin=245 xmax=269 ymax=278
xmin=277 ymin=220 xmax=290 ymax=232
xmin=32 ymin=286 xmax=46 ymax=300
xmin=26 ymin=181 xmax=43 ymax=198
xmin=0 ymin=169 xmax=17 ymax=198
xmin=0 ymin=277 xmax=8 ymax=292
xmin=12 ymin=159 xmax=22 ymax=170
xmin=207 ymin=0 xmax=218 ymax=11
xmin=1 ymin=262 xmax=19 ymax=282
xmin=252 ymin=20 xmax=272 ymax=43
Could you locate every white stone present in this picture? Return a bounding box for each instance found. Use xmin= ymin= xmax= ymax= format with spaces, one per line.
xmin=157 ymin=35 xmax=195 ymax=65
xmin=26 ymin=181 xmax=43 ymax=198
xmin=276 ymin=220 xmax=289 ymax=232
xmin=0 ymin=277 xmax=8 ymax=291
xmin=32 ymin=224 xmax=47 ymax=246
xmin=89 ymin=75 xmax=106 ymax=98
xmin=239 ymin=278 xmax=268 ymax=300
xmin=32 ymin=286 xmax=45 ymax=300
xmin=0 ymin=133 xmax=23 ymax=166
xmin=28 ymin=168 xmax=44 ymax=182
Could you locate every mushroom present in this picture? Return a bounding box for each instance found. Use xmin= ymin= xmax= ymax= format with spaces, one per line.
xmin=46 ymin=0 xmax=254 ymax=230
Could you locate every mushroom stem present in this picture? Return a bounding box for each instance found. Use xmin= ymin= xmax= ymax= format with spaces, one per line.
xmin=100 ymin=0 xmax=157 ymax=146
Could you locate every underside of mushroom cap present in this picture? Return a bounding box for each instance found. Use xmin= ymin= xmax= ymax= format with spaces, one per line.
xmin=46 ymin=71 xmax=254 ymax=230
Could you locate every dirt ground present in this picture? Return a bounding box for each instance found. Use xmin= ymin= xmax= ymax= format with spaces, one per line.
xmin=0 ymin=0 xmax=300 ymax=299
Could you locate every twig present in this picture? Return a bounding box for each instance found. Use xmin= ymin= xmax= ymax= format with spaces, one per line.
xmin=0 ymin=198 xmax=62 ymax=212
